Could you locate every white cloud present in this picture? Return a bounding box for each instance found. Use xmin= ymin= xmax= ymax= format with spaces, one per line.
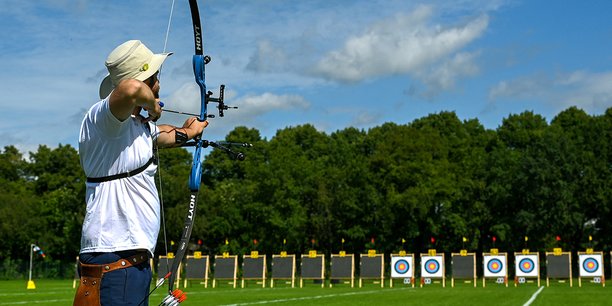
xmin=350 ymin=111 xmax=383 ymax=128
xmin=246 ymin=40 xmax=290 ymax=73
xmin=412 ymin=51 xmax=480 ymax=99
xmin=488 ymin=71 xmax=612 ymax=113
xmin=160 ymin=83 xmax=310 ymax=139
xmin=238 ymin=92 xmax=310 ymax=114
xmin=313 ymin=6 xmax=488 ymax=83
xmin=554 ymin=71 xmax=612 ymax=111
xmin=488 ymin=75 xmax=550 ymax=101
xmin=165 ymin=83 xmax=309 ymax=116
xmin=226 ymin=92 xmax=311 ymax=138
xmin=163 ymin=83 xmax=202 ymax=117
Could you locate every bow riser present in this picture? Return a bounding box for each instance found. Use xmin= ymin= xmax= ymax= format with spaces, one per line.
xmin=189 ymin=53 xmax=207 ymax=192
xmin=193 ymin=55 xmax=208 ymax=122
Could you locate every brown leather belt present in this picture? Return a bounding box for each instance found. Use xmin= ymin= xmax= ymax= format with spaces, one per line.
xmin=73 ymin=252 xmax=149 ymax=306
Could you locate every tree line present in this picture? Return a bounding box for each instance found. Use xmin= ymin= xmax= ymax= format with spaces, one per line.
xmin=0 ymin=106 xmax=610 ymax=269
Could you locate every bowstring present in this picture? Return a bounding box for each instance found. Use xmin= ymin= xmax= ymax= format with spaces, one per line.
xmin=155 ymin=0 xmax=176 ymax=292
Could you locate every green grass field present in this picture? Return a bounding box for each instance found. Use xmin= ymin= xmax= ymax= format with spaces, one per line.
xmin=0 ymin=279 xmax=609 ymax=305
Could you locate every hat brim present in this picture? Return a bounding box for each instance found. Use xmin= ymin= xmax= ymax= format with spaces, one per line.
xmin=99 ymin=52 xmax=173 ymax=99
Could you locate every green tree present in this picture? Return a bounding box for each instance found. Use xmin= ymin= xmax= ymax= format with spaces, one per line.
xmin=28 ymin=145 xmax=84 ymax=259
xmin=0 ymin=146 xmax=37 ymax=260
xmin=485 ymin=111 xmax=550 ymax=251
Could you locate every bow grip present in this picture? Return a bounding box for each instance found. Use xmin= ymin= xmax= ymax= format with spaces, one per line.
xmin=192 ymin=54 xmax=208 ymax=122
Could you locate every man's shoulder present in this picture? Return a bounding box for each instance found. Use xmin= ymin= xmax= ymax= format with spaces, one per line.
xmin=88 ymin=97 xmax=109 ymax=114
xmin=81 ymin=97 xmax=132 ymax=140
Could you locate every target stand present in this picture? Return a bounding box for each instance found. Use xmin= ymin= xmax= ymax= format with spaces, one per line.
xmin=242 ymin=252 xmax=266 ymax=288
xmin=451 ymin=251 xmax=476 ymax=287
xmin=514 ymin=251 xmax=540 ymax=287
xmin=545 ymin=249 xmax=572 ymax=287
xmin=578 ymin=251 xmax=605 ymax=287
xmin=330 ymin=252 xmax=354 ymax=288
xmin=420 ymin=250 xmax=445 ymax=288
xmin=300 ymin=251 xmax=325 ymax=288
xmin=271 ymin=253 xmax=296 ymax=288
xmin=482 ymin=251 xmax=508 ymax=287
xmin=213 ymin=254 xmax=238 ymax=288
xmin=389 ymin=252 xmax=415 ymax=288
xmin=359 ymin=251 xmax=384 ymax=288
xmin=183 ymin=253 xmax=210 ymax=288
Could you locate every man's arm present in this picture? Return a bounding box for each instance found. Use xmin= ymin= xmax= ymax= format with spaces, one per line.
xmin=156 ymin=117 xmax=209 ymax=148
xmin=108 ymin=79 xmax=161 ymax=122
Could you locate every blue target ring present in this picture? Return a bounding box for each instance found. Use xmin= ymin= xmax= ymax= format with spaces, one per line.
xmin=518 ymin=258 xmax=535 ymax=274
xmin=487 ymin=258 xmax=503 ymax=274
xmin=583 ymin=258 xmax=599 ymax=273
xmin=424 ymin=259 xmax=440 ymax=274
xmin=394 ymin=259 xmax=409 ymax=274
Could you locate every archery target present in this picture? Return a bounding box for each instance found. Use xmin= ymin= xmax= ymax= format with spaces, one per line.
xmin=579 ymin=254 xmax=603 ymax=277
xmin=420 ymin=255 xmax=443 ymax=278
xmin=583 ymin=258 xmax=598 ymax=273
xmin=487 ymin=259 xmax=503 ymax=273
xmin=515 ymin=254 xmax=539 ymax=277
xmin=483 ymin=255 xmax=507 ymax=277
xmin=391 ymin=256 xmax=414 ymax=278
xmin=425 ymin=259 xmax=440 ymax=273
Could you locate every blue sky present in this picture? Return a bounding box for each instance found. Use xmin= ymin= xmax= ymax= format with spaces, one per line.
xmin=1 ymin=0 xmax=611 ymax=154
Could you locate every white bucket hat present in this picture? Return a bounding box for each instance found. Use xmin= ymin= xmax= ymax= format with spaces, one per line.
xmin=99 ymin=40 xmax=172 ymax=99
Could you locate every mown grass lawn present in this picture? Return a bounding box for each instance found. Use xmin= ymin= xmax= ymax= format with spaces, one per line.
xmin=0 ymin=279 xmax=609 ymax=305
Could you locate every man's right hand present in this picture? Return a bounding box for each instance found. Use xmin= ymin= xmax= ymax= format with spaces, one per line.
xmin=142 ymin=98 xmax=162 ymax=122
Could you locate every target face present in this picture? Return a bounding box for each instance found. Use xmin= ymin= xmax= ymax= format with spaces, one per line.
xmin=579 ymin=254 xmax=603 ymax=277
xmin=515 ymin=254 xmax=538 ymax=277
xmin=394 ymin=259 xmax=409 ymax=274
xmin=483 ymin=255 xmax=507 ymax=277
xmin=391 ymin=256 xmax=414 ymax=278
xmin=518 ymin=258 xmax=534 ymax=273
xmin=425 ymin=259 xmax=440 ymax=274
xmin=487 ymin=259 xmax=503 ymax=273
xmin=583 ymin=258 xmax=598 ymax=273
xmin=420 ymin=255 xmax=444 ymax=278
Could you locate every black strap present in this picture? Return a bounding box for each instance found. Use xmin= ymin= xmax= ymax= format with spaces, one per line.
xmin=86 ymin=156 xmax=157 ymax=183
xmin=87 ymin=122 xmax=158 ymax=183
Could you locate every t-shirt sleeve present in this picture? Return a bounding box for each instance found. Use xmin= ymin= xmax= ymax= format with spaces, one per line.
xmin=90 ymin=97 xmax=128 ymax=138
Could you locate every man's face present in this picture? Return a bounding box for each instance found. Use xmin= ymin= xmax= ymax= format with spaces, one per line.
xmin=145 ymin=72 xmax=160 ymax=98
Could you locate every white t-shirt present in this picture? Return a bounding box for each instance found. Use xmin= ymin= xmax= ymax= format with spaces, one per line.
xmin=78 ymin=97 xmax=160 ymax=256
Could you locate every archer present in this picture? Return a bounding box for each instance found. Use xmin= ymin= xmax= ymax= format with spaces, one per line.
xmin=73 ymin=39 xmax=208 ymax=306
